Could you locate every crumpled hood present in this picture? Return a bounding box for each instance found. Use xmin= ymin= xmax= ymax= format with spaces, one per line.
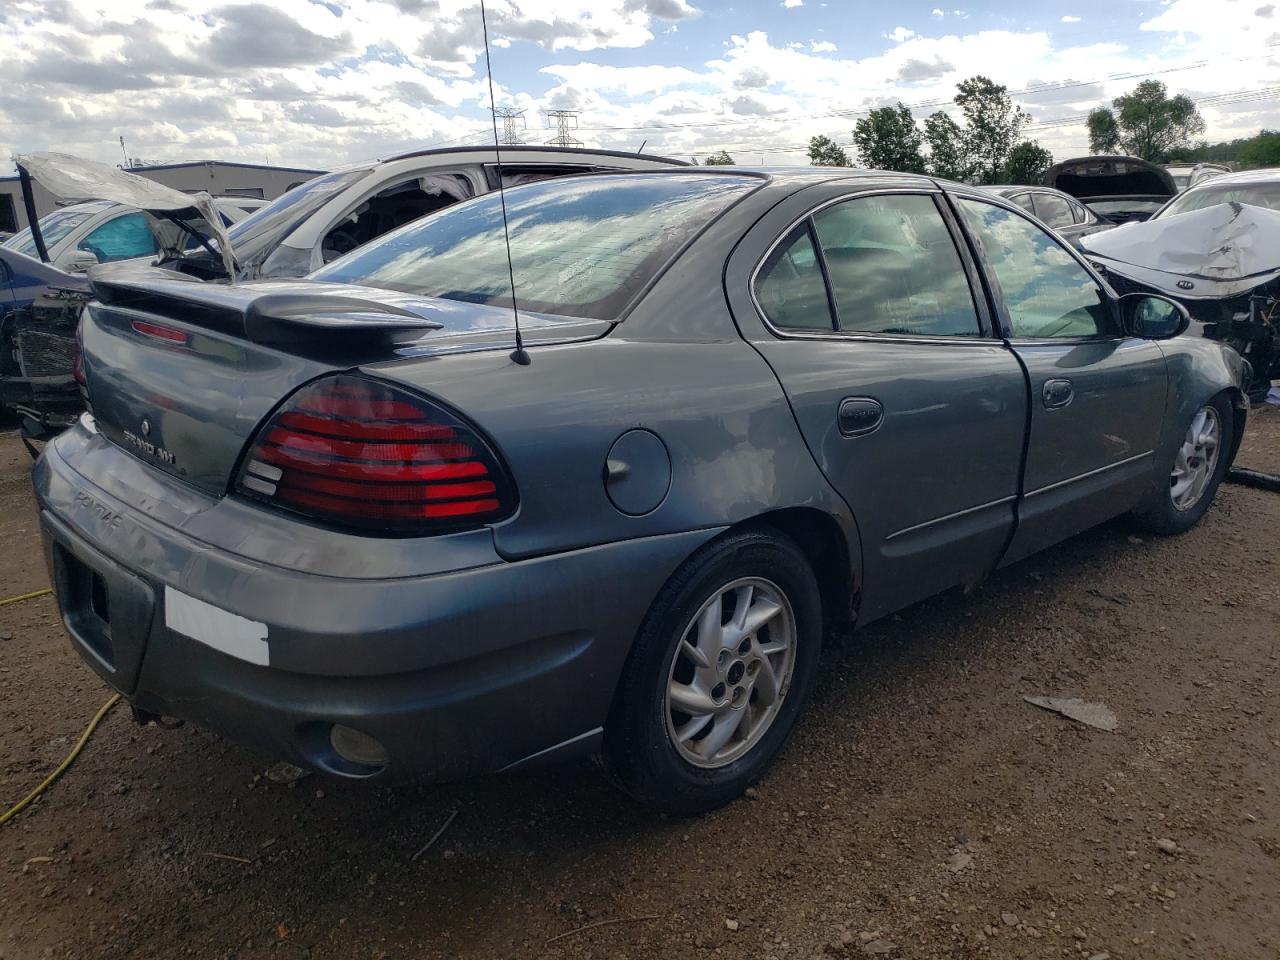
xmin=14 ymin=151 xmax=236 ymax=278
xmin=1080 ymin=201 xmax=1280 ymax=299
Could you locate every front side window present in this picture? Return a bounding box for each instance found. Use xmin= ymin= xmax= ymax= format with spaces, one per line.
xmin=314 ymin=173 xmax=756 ymax=322
xmin=1032 ymin=193 xmax=1074 ymax=229
xmin=79 ymin=212 xmax=158 ymax=262
xmin=754 ymin=225 xmax=833 ymax=331
xmin=1008 ymin=193 xmax=1035 ymax=214
xmin=4 ymin=209 xmax=94 ymax=258
xmin=1158 ymin=181 xmax=1280 ymax=217
xmin=811 ymin=194 xmax=981 ymax=337
xmin=957 ymin=198 xmax=1110 ymax=340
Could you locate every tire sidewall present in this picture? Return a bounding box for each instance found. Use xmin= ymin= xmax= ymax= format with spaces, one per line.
xmin=1140 ymin=394 xmax=1234 ymax=534
xmin=605 ymin=531 xmax=823 ymax=815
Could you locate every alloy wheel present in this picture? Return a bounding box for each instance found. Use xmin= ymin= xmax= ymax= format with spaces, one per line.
xmin=664 ymin=577 xmax=797 ymax=769
xmin=1170 ymin=404 xmax=1221 ymax=512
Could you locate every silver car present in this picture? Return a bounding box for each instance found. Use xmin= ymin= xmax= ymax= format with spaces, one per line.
xmin=3 ymin=197 xmax=256 ymax=272
xmin=35 ymin=169 xmax=1250 ymax=813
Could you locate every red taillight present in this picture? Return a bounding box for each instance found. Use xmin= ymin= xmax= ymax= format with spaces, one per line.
xmin=234 ymin=375 xmax=515 ymax=534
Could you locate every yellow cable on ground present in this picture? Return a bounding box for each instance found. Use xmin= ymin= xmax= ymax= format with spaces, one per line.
xmin=0 ymin=587 xmax=52 ymax=607
xmin=0 ymin=694 xmax=120 ymax=827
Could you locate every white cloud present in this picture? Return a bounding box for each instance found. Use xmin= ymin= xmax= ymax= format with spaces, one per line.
xmin=1061 ymin=15 xmax=1081 ymax=23
xmin=810 ymin=40 xmax=838 ymax=53
xmin=931 ymin=8 xmax=945 ymax=17
xmin=888 ymin=27 xmax=917 ymax=43
xmin=782 ymin=0 xmax=804 ymax=7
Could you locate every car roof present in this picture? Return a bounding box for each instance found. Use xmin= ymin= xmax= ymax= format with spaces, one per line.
xmin=380 ymin=144 xmax=690 ymax=167
xmin=1188 ymin=167 xmax=1280 ymax=187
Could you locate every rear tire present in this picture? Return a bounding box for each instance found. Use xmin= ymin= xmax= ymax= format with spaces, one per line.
xmin=602 ymin=529 xmax=822 ymax=815
xmin=1134 ymin=394 xmax=1233 ymax=536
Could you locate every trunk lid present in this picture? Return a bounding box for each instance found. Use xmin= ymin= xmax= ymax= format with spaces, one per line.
xmin=1044 ymin=155 xmax=1177 ymax=202
xmin=82 ymin=269 xmax=608 ymax=496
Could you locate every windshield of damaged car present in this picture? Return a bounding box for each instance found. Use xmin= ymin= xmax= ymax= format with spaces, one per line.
xmin=1158 ymin=181 xmax=1280 ymax=218
xmin=4 ymin=208 xmax=95 ymax=257
xmin=222 ymin=168 xmax=370 ymax=263
xmin=313 ymin=173 xmax=756 ymax=321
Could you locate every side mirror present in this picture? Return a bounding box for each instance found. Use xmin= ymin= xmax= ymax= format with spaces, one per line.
xmin=1120 ymin=293 xmax=1190 ymax=340
xmin=64 ymin=249 xmax=100 ymax=273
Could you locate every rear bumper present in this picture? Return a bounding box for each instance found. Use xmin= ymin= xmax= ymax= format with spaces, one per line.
xmin=33 ymin=425 xmax=718 ymax=782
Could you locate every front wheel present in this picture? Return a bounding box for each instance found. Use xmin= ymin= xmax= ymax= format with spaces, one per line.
xmin=602 ymin=530 xmax=822 ymax=815
xmin=1134 ymin=395 xmax=1234 ymax=535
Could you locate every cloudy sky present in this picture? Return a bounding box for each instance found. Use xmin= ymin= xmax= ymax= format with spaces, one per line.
xmin=1 ymin=0 xmax=1276 ymax=173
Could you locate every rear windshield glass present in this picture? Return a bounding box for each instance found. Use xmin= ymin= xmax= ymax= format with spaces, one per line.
xmin=4 ymin=208 xmax=96 ymax=257
xmin=1159 ymin=181 xmax=1280 ymax=217
xmin=224 ymin=168 xmax=370 ymax=264
xmin=312 ymin=173 xmax=757 ymax=321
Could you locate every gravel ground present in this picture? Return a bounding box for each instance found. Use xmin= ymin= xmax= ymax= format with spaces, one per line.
xmin=1 ymin=406 xmax=1277 ymax=960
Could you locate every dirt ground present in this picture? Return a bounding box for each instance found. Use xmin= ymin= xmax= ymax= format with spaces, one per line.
xmin=1 ymin=406 xmax=1278 ymax=960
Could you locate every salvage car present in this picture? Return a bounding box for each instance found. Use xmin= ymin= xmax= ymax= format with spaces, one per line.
xmin=984 ymin=184 xmax=1114 ymax=247
xmin=35 ymin=169 xmax=1250 ymax=813
xmin=0 ymin=246 xmax=90 ymax=438
xmin=1082 ymin=174 xmax=1280 ymax=400
xmin=3 ymin=197 xmax=256 ymax=273
xmin=1044 ymin=155 xmax=1177 ymax=224
xmin=167 ymin=145 xmax=685 ymax=280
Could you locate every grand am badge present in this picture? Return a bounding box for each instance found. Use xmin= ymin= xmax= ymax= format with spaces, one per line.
xmin=123 ymin=421 xmax=175 ymax=465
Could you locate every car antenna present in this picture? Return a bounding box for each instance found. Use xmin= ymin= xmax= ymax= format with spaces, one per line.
xmin=479 ymin=0 xmax=530 ymax=367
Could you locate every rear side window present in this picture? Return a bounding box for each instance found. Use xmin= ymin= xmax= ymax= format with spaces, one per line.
xmin=812 ymin=194 xmax=981 ymax=337
xmin=78 ymin=213 xmax=157 ymax=262
xmin=957 ymin=198 xmax=1110 ymax=339
xmin=1008 ymin=193 xmax=1035 ymax=214
xmin=315 ymin=174 xmax=756 ymax=322
xmin=1032 ymin=193 xmax=1074 ymax=229
xmin=754 ymin=226 xmax=833 ymax=331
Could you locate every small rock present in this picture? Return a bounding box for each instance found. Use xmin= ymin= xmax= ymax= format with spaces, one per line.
xmin=1073 ymin=927 xmax=1087 ymax=940
xmin=725 ymin=919 xmax=739 ymax=932
xmin=314 ymin=789 xmax=325 ymax=800
xmin=1001 ymin=913 xmax=1018 ymax=927
xmin=839 ymin=930 xmax=854 ymax=946
xmin=861 ymin=940 xmax=896 ymax=956
xmin=1155 ymin=838 xmax=1179 ymax=855
xmin=745 ymin=787 xmax=760 ymax=800
xmin=947 ymin=851 xmax=973 ymax=873
xmin=1087 ymin=953 xmax=1111 ymax=960
xmin=0 ymin=630 xmax=12 ymax=641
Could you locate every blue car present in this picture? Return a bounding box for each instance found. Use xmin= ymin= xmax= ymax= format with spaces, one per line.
xmin=0 ymin=246 xmax=90 ymax=440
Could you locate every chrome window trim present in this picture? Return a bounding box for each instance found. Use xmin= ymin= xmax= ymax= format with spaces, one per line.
xmin=749 ymin=186 xmax=994 ymax=346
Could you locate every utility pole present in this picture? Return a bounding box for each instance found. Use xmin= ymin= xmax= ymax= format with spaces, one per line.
xmin=544 ymin=110 xmax=583 ymax=148
xmin=493 ymin=106 xmax=527 ymax=145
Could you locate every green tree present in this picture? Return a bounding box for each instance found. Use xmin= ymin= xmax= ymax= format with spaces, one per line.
xmin=852 ymin=103 xmax=926 ymax=173
xmin=924 ymin=111 xmax=973 ymax=182
xmin=1238 ymin=132 xmax=1280 ymax=168
xmin=807 ymin=134 xmax=851 ymax=167
xmin=702 ymin=150 xmax=735 ymax=165
xmin=1087 ymin=107 xmax=1121 ymax=154
xmin=1001 ymin=141 xmax=1053 ymax=184
xmin=955 ymin=75 xmax=1029 ymax=185
xmin=1086 ymin=81 xmax=1205 ymax=163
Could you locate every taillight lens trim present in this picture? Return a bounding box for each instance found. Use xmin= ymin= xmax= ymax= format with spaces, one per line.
xmin=233 ymin=374 xmax=517 ymax=536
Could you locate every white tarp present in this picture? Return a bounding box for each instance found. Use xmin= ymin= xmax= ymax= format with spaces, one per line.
xmin=14 ymin=151 xmax=237 ymax=279
xmin=1081 ymin=201 xmax=1280 ymax=289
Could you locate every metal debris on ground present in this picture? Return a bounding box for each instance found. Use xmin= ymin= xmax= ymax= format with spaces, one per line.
xmin=1023 ymin=696 xmax=1119 ymax=732
xmin=410 ymin=808 xmax=459 ymax=862
xmin=264 ymin=761 xmax=310 ymax=785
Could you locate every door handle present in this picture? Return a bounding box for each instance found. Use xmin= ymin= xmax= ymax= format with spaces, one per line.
xmin=1042 ymin=379 xmax=1074 ymax=409
xmin=838 ymin=397 xmax=884 ymax=437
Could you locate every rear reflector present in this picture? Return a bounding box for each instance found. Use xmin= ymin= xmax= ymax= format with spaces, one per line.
xmin=234 ymin=375 xmax=515 ymax=535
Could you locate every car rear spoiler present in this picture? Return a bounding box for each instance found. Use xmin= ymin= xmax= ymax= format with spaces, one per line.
xmin=90 ymin=272 xmax=445 ymax=349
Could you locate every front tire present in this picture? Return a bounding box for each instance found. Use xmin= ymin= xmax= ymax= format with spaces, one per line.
xmin=1134 ymin=394 xmax=1233 ymax=535
xmin=602 ymin=529 xmax=822 ymax=815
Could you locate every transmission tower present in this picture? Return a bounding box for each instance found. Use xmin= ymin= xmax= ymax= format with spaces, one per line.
xmin=544 ymin=109 xmax=583 ymax=148
xmin=493 ymin=106 xmax=526 ymax=145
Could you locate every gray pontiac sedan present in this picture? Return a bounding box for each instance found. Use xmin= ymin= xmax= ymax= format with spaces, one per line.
xmin=34 ymin=169 xmax=1249 ymax=813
